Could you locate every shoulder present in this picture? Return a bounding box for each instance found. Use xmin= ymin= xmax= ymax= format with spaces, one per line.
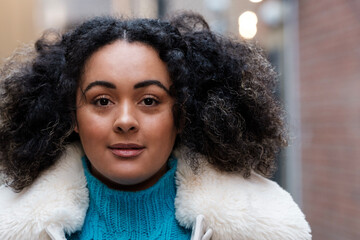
xmin=0 ymin=143 xmax=88 ymax=239
xmin=174 ymin=149 xmax=311 ymax=240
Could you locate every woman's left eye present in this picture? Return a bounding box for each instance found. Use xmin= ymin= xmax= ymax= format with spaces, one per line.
xmin=141 ymin=98 xmax=159 ymax=106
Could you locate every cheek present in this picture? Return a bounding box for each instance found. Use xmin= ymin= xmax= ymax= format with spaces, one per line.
xmin=143 ymin=112 xmax=177 ymax=142
xmin=76 ymin=110 xmax=111 ymax=140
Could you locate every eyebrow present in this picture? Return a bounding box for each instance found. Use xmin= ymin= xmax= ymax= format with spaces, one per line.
xmin=83 ymin=81 xmax=116 ymax=93
xmin=134 ymin=80 xmax=170 ymax=94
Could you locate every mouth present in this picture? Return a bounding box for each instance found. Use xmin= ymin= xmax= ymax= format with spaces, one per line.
xmin=108 ymin=143 xmax=145 ymax=158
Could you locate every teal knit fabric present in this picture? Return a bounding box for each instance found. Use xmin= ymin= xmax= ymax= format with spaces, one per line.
xmin=68 ymin=156 xmax=191 ymax=240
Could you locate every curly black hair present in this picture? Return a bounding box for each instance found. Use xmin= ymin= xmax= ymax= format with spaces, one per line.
xmin=171 ymin=13 xmax=287 ymax=176
xmin=0 ymin=12 xmax=287 ymax=191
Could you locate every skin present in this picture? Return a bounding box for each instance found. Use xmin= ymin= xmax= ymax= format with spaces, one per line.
xmin=74 ymin=40 xmax=178 ymax=191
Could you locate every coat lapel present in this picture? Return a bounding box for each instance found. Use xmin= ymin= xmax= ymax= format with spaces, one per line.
xmin=0 ymin=144 xmax=311 ymax=240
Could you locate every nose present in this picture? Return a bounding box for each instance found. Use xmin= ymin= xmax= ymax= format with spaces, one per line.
xmin=113 ymin=101 xmax=139 ymax=133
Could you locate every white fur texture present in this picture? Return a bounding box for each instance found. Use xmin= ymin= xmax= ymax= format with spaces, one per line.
xmin=0 ymin=143 xmax=88 ymax=240
xmin=0 ymin=144 xmax=311 ymax=239
xmin=174 ymin=149 xmax=312 ymax=240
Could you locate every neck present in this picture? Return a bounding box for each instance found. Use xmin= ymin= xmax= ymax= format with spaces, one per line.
xmin=90 ymin=163 xmax=169 ymax=191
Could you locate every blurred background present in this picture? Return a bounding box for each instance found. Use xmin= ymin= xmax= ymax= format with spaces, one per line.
xmin=0 ymin=0 xmax=359 ymax=239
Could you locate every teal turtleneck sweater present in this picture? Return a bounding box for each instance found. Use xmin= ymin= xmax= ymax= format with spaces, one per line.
xmin=68 ymin=156 xmax=191 ymax=240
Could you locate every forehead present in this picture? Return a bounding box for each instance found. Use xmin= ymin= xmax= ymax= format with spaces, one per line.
xmin=81 ymin=40 xmax=171 ymax=88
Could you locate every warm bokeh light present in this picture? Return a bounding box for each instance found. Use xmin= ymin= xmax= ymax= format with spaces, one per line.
xmin=249 ymin=0 xmax=263 ymax=3
xmin=238 ymin=11 xmax=258 ymax=39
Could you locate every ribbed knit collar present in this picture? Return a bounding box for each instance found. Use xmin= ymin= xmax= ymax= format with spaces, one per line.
xmin=79 ymin=156 xmax=189 ymax=239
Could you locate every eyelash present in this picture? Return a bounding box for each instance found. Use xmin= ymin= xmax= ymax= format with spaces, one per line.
xmin=92 ymin=96 xmax=112 ymax=107
xmin=140 ymin=96 xmax=160 ymax=106
xmin=91 ymin=96 xmax=160 ymax=107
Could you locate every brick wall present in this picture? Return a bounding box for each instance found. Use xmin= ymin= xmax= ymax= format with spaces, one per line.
xmin=298 ymin=0 xmax=360 ymax=239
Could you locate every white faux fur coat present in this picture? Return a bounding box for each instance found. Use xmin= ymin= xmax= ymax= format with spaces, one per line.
xmin=0 ymin=143 xmax=311 ymax=240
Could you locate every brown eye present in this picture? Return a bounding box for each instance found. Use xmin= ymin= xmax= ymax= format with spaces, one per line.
xmin=144 ymin=98 xmax=154 ymax=105
xmin=99 ymin=98 xmax=109 ymax=105
xmin=142 ymin=97 xmax=159 ymax=106
xmin=94 ymin=97 xmax=111 ymax=106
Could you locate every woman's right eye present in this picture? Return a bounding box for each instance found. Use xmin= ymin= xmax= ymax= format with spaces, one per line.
xmin=93 ymin=97 xmax=112 ymax=106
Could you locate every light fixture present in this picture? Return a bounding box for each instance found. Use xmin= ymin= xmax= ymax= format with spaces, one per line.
xmin=238 ymin=11 xmax=258 ymax=39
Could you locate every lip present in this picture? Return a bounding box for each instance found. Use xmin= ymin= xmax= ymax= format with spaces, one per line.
xmin=109 ymin=143 xmax=145 ymax=158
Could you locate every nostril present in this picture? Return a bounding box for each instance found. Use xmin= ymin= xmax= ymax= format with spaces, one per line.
xmin=116 ymin=126 xmax=137 ymax=132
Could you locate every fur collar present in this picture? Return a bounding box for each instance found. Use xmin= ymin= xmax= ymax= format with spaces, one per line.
xmin=0 ymin=144 xmax=311 ymax=240
xmin=0 ymin=143 xmax=87 ymax=240
xmin=174 ymin=149 xmax=311 ymax=239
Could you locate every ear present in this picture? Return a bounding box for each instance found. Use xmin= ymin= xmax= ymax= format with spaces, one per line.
xmin=74 ymin=119 xmax=79 ymax=133
xmin=74 ymin=125 xmax=79 ymax=133
xmin=177 ymin=127 xmax=182 ymax=134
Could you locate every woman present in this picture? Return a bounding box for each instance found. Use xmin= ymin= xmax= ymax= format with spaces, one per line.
xmin=0 ymin=13 xmax=311 ymax=239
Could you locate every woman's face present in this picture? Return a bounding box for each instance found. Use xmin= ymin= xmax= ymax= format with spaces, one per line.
xmin=75 ymin=40 xmax=177 ymax=191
